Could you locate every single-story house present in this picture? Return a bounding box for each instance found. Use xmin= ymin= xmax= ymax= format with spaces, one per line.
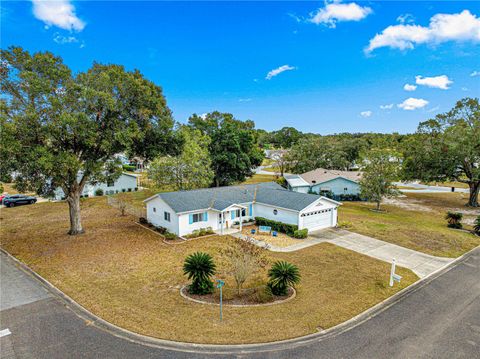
xmin=285 ymin=168 xmax=363 ymax=196
xmin=53 ymin=172 xmax=138 ymax=200
xmin=144 ymin=182 xmax=341 ymax=237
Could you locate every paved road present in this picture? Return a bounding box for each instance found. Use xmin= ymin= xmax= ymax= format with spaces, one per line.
xmin=394 ymin=182 xmax=469 ymax=193
xmin=1 ymin=248 xmax=479 ymax=359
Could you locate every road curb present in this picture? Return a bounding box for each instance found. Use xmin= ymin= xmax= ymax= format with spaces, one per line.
xmin=1 ymin=245 xmax=478 ymax=354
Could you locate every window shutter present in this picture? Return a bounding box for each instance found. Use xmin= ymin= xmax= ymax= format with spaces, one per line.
xmin=189 ymin=214 xmax=193 ymax=224
xmin=231 ymin=211 xmax=235 ymax=220
xmin=204 ymin=212 xmax=208 ymax=221
xmin=249 ymin=204 xmax=253 ymax=216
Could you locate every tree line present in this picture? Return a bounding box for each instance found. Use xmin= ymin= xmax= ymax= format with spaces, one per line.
xmin=1 ymin=46 xmax=478 ymax=237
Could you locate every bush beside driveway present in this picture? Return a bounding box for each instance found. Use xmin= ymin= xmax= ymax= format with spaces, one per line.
xmin=0 ymin=198 xmax=418 ymax=344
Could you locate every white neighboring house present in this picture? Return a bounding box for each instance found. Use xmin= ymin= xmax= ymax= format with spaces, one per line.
xmin=286 ymin=168 xmax=363 ymax=196
xmin=144 ymin=182 xmax=340 ymax=237
xmin=53 ymin=172 xmax=138 ymax=200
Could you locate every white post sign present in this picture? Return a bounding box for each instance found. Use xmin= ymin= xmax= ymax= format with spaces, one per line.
xmin=389 ymin=258 xmax=402 ymax=287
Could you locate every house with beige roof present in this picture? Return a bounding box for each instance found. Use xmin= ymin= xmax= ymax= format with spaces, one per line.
xmin=285 ymin=168 xmax=363 ymax=197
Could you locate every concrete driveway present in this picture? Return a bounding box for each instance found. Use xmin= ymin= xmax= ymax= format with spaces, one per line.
xmin=309 ymin=228 xmax=454 ymax=278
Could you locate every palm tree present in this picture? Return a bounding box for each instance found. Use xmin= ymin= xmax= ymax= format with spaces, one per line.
xmin=183 ymin=252 xmax=216 ymax=295
xmin=267 ymin=261 xmax=301 ymax=296
xmin=474 ymin=216 xmax=480 ymax=236
xmin=445 ymin=211 xmax=463 ymax=229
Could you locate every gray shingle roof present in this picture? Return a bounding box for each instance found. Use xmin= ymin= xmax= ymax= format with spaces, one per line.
xmin=152 ymin=182 xmax=322 ymax=213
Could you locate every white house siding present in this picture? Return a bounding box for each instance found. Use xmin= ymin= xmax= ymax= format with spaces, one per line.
xmin=253 ymin=203 xmax=299 ymax=226
xmin=311 ymin=178 xmax=360 ymax=196
xmin=53 ymin=173 xmax=138 ymax=200
xmin=178 ymin=210 xmax=220 ymax=237
xmin=146 ymin=197 xmax=179 ymax=234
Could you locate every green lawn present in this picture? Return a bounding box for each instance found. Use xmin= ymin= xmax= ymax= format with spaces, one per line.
xmin=0 ymin=198 xmax=417 ymax=344
xmin=241 ymin=173 xmax=277 ymax=184
xmin=339 ymin=192 xmax=480 ymax=258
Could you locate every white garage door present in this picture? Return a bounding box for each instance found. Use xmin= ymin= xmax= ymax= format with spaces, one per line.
xmin=302 ymin=208 xmax=333 ymax=231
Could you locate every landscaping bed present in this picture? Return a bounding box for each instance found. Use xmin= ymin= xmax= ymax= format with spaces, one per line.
xmin=241 ymin=226 xmax=303 ymax=247
xmin=181 ymin=285 xmax=295 ymax=306
xmin=0 ymin=198 xmax=418 ymax=344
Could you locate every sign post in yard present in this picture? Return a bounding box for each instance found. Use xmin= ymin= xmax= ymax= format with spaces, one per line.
xmin=216 ymin=279 xmax=225 ymax=322
xmin=389 ymin=258 xmax=402 ymax=287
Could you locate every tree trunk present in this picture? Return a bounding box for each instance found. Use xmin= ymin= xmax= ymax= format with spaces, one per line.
xmin=376 ymin=200 xmax=381 ymax=211
xmin=467 ymin=181 xmax=479 ymax=207
xmin=66 ymin=190 xmax=84 ymax=235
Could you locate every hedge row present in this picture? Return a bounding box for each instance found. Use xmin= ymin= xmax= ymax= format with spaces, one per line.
xmin=255 ymin=217 xmax=298 ymax=236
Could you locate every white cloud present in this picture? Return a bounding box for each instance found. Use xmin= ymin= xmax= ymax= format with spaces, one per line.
xmin=397 ymin=98 xmax=429 ymax=110
xmin=470 ymin=70 xmax=480 ymax=77
xmin=427 ymin=106 xmax=440 ymax=113
xmin=380 ymin=104 xmax=394 ymax=110
xmin=403 ymin=84 xmax=417 ymax=91
xmin=397 ymin=13 xmax=415 ymax=24
xmin=53 ymin=33 xmax=78 ymax=44
xmin=309 ymin=1 xmax=372 ymax=28
xmin=365 ymin=10 xmax=480 ymax=53
xmin=265 ymin=65 xmax=296 ymax=80
xmin=32 ymin=0 xmax=85 ymax=31
xmin=238 ymin=98 xmax=252 ymax=102
xmin=462 ymin=87 xmax=469 ymax=91
xmin=415 ymin=75 xmax=452 ymax=90
xmin=360 ymin=110 xmax=372 ymax=118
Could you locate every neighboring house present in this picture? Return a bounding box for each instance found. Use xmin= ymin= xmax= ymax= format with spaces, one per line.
xmin=286 ymin=168 xmax=363 ymax=196
xmin=53 ymin=172 xmax=138 ymax=200
xmin=144 ymin=182 xmax=340 ymax=237
xmin=264 ymin=149 xmax=288 ymax=161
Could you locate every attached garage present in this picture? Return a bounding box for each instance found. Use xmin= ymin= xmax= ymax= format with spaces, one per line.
xmin=300 ymin=208 xmax=335 ymax=231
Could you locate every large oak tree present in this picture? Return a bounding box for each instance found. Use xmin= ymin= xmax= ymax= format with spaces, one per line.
xmin=0 ymin=47 xmax=175 ymax=234
xmin=403 ymin=98 xmax=480 ymax=207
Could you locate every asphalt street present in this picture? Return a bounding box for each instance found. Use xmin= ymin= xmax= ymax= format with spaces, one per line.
xmin=0 ymin=247 xmax=479 ymax=359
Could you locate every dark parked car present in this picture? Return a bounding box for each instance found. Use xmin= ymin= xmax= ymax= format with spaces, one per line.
xmin=2 ymin=194 xmax=37 ymax=207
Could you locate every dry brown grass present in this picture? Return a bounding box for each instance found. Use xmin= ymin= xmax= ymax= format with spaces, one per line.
xmin=240 ymin=174 xmax=277 ymax=185
xmin=0 ymin=198 xmax=417 ymax=344
xmin=340 ymin=192 xmax=480 ymax=258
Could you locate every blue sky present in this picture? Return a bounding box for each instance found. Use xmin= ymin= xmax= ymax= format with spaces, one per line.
xmin=2 ymin=1 xmax=480 ymax=134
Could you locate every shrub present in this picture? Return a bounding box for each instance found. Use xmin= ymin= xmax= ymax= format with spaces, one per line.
xmin=94 ymin=188 xmax=104 ymax=196
xmin=205 ymin=227 xmax=214 ymax=234
xmin=267 ymin=261 xmax=301 ymax=296
xmin=445 ymin=211 xmax=463 ymax=229
xmin=474 ymin=216 xmax=480 ymax=236
xmin=134 ymin=187 xmax=138 ymax=191
xmin=199 ymin=228 xmax=206 ymax=236
xmin=293 ymin=228 xmax=308 ymax=239
xmin=255 ymin=217 xmax=298 ymax=236
xmin=255 ymin=287 xmax=274 ymax=303
xmin=155 ymin=225 xmax=167 ymax=234
xmin=121 ymin=188 xmax=126 ymax=192
xmin=139 ymin=217 xmax=148 ymax=224
xmin=122 ymin=164 xmax=136 ymax=172
xmin=183 ymin=252 xmax=216 ymax=295
xmin=127 ymin=188 xmax=132 ymax=192
xmin=275 ymin=176 xmax=287 ymax=188
xmin=164 ymin=232 xmax=177 ymax=240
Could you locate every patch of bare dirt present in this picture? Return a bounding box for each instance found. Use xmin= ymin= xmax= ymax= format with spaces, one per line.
xmin=383 ymin=197 xmax=434 ymax=212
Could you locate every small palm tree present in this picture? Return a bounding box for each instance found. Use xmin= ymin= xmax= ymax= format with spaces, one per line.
xmin=445 ymin=211 xmax=463 ymax=229
xmin=267 ymin=261 xmax=301 ymax=296
xmin=183 ymin=252 xmax=216 ymax=295
xmin=474 ymin=216 xmax=480 ymax=236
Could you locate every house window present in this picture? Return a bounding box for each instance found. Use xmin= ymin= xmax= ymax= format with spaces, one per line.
xmin=234 ymin=209 xmax=246 ymax=217
xmin=192 ymin=213 xmax=204 ymax=223
xmin=107 ymin=180 xmax=114 ymax=187
xmin=153 ymin=207 xmax=156 ymax=213
xmin=344 ymin=187 xmax=348 ymax=192
xmin=164 ymin=211 xmax=171 ymax=222
xmin=273 ymin=209 xmax=278 ymax=215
